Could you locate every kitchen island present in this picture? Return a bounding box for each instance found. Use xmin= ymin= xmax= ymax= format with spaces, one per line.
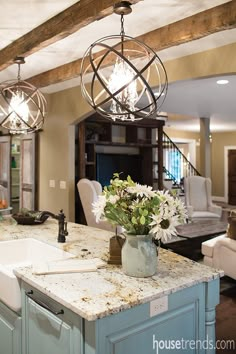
xmin=0 ymin=217 xmax=223 ymax=354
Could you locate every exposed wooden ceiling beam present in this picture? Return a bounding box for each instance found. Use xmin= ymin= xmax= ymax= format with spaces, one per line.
xmin=137 ymin=0 xmax=236 ymax=52
xmin=0 ymin=0 xmax=141 ymax=71
xmin=28 ymin=0 xmax=236 ymax=89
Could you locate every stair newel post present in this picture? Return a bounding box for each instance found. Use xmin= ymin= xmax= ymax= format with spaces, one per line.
xmin=158 ymin=123 xmax=164 ymax=190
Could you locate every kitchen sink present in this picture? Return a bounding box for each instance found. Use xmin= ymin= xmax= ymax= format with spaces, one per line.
xmin=0 ymin=238 xmax=74 ymax=312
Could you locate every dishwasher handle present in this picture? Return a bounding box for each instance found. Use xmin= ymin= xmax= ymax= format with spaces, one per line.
xmin=26 ymin=290 xmax=64 ymax=316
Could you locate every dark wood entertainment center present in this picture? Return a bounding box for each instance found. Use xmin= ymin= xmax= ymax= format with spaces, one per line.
xmin=75 ymin=113 xmax=165 ymax=223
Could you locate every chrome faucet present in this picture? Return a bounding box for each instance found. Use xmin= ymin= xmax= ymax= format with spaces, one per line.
xmin=37 ymin=209 xmax=68 ymax=243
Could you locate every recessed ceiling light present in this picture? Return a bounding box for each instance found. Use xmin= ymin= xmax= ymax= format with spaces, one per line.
xmin=216 ymin=79 xmax=229 ymax=85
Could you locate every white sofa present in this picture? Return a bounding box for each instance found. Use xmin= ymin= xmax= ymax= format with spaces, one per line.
xmin=202 ymin=234 xmax=236 ymax=280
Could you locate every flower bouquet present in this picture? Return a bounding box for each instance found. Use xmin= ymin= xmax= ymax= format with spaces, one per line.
xmin=93 ymin=174 xmax=187 ymax=277
xmin=93 ymin=173 xmax=187 ymax=242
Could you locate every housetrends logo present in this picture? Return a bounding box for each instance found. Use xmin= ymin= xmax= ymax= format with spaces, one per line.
xmin=152 ymin=335 xmax=236 ymax=353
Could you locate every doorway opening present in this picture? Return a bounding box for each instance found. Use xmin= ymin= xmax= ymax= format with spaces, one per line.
xmin=227 ymin=148 xmax=236 ymax=205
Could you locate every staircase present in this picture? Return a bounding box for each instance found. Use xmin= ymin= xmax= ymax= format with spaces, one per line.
xmin=161 ymin=131 xmax=201 ymax=187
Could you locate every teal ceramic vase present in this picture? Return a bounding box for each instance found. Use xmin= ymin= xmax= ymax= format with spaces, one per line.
xmin=121 ymin=234 xmax=158 ymax=277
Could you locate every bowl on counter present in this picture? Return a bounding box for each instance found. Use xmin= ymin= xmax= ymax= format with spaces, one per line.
xmin=12 ymin=211 xmax=49 ymax=225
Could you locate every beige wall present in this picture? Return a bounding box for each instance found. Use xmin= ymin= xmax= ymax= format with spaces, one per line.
xmin=38 ymin=86 xmax=92 ymax=221
xmin=38 ymin=43 xmax=236 ymax=220
xmin=165 ymin=42 xmax=236 ymax=83
xmin=163 ymin=127 xmax=199 ymax=141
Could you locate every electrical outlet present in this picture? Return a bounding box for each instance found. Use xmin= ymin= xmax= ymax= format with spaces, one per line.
xmin=49 ymin=180 xmax=55 ymax=188
xmin=60 ymin=181 xmax=66 ymax=189
xmin=150 ymin=296 xmax=168 ymax=317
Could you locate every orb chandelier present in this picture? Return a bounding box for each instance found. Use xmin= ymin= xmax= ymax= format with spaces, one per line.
xmin=0 ymin=57 xmax=47 ymax=134
xmin=81 ymin=1 xmax=168 ymax=122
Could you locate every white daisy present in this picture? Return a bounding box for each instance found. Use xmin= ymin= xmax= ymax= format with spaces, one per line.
xmin=150 ymin=214 xmax=179 ymax=242
xmin=92 ymin=195 xmax=106 ymax=222
xmin=173 ymin=197 xmax=188 ymax=222
xmin=127 ymin=183 xmax=155 ymax=198
xmin=108 ymin=194 xmax=120 ymax=204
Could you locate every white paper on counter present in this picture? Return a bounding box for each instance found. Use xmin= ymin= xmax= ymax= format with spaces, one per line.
xmin=32 ymin=258 xmax=106 ymax=275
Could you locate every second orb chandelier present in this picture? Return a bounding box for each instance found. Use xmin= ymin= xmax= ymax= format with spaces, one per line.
xmin=0 ymin=57 xmax=47 ymax=134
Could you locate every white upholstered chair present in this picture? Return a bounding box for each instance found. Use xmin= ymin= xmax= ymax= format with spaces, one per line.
xmin=184 ymin=176 xmax=222 ymax=220
xmin=91 ymin=180 xmax=102 ymax=196
xmin=77 ymin=178 xmax=115 ymax=232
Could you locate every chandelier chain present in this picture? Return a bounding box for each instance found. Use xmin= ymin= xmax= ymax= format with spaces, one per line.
xmin=120 ymin=14 xmax=125 ymax=37
xmin=120 ymin=14 xmax=125 ymax=56
xmin=17 ymin=63 xmax=21 ymax=81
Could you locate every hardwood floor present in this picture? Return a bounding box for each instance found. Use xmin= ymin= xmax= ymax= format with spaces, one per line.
xmin=216 ymin=277 xmax=236 ymax=353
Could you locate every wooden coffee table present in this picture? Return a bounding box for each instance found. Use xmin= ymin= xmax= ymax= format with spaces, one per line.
xmin=162 ymin=219 xmax=228 ymax=260
xmin=176 ymin=219 xmax=227 ymax=239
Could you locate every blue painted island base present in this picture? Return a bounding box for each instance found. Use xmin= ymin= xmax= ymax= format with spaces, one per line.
xmin=20 ymin=279 xmax=219 ymax=354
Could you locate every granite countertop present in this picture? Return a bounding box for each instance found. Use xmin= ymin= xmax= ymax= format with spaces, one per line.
xmin=0 ymin=217 xmax=223 ymax=321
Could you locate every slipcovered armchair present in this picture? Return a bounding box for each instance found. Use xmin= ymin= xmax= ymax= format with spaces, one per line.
xmin=184 ymin=176 xmax=222 ymax=221
xmin=202 ymin=234 xmax=236 ymax=280
xmin=77 ymin=178 xmax=115 ymax=232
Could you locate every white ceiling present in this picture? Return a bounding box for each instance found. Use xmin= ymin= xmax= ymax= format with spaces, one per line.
xmin=162 ymin=74 xmax=236 ymax=132
xmin=0 ymin=0 xmax=235 ymax=132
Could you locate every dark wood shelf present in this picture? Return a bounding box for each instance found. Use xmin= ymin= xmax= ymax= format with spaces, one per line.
xmin=85 ymin=140 xmax=98 ymax=144
xmin=75 ymin=113 xmax=165 ymax=224
xmin=86 ymin=140 xmax=159 ymax=148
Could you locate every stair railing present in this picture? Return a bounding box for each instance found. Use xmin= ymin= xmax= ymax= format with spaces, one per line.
xmin=161 ymin=131 xmax=201 ymax=184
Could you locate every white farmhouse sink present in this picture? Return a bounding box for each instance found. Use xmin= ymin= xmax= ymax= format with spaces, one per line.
xmin=0 ymin=238 xmax=74 ymax=312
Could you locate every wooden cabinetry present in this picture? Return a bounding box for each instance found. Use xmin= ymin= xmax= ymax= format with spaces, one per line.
xmin=0 ymin=135 xmax=11 ymax=206
xmin=19 ymin=134 xmax=37 ymax=211
xmin=0 ymin=134 xmax=37 ymax=213
xmin=75 ymin=114 xmax=164 ymax=223
xmin=11 ymin=138 xmax=20 ymax=213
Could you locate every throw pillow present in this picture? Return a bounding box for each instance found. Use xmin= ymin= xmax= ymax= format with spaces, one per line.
xmin=227 ymin=210 xmax=236 ymax=240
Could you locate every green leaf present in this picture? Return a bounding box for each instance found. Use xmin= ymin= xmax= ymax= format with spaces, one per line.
xmin=152 ymin=196 xmax=160 ymax=205
xmin=140 ymin=215 xmax=146 ymax=225
xmin=127 ymin=175 xmax=132 ymax=183
xmin=138 ymin=208 xmax=149 ymax=217
xmin=131 ymin=216 xmax=138 ymax=224
xmin=143 ymin=209 xmax=148 ymax=216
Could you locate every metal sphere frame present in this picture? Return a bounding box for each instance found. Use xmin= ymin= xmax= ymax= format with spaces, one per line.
xmin=0 ymin=57 xmax=47 ymax=134
xmin=80 ymin=2 xmax=168 ymax=122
